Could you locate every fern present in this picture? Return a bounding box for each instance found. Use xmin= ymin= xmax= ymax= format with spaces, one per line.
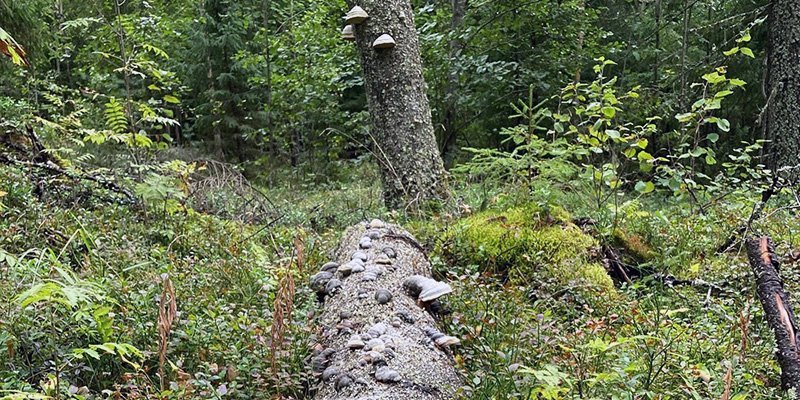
xmin=104 ymin=97 xmax=128 ymax=135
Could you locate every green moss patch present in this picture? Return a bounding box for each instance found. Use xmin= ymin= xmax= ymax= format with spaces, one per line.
xmin=442 ymin=204 xmax=614 ymax=292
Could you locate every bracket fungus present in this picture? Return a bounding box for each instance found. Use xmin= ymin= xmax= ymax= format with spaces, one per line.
xmin=341 ymin=25 xmax=355 ymax=41
xmin=372 ymin=34 xmax=396 ymax=50
xmin=344 ymin=6 xmax=369 ymax=25
xmin=423 ymin=326 xmax=461 ymax=348
xmin=403 ymin=275 xmax=453 ymax=302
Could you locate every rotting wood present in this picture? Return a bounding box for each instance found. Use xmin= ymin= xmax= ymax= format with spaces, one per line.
xmin=309 ymin=219 xmax=462 ymax=399
xmin=745 ymin=236 xmax=800 ymax=394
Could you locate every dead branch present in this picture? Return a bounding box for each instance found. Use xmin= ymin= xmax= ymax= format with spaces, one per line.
xmin=745 ymin=236 xmax=800 ymax=393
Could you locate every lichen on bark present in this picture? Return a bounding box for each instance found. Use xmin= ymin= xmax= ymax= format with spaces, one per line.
xmin=765 ymin=0 xmax=800 ymax=180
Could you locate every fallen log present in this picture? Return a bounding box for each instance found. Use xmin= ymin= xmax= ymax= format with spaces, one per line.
xmin=309 ymin=220 xmax=463 ymax=399
xmin=745 ymin=236 xmax=800 ymax=394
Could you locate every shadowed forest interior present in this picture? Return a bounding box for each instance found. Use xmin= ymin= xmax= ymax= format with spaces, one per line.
xmin=2 ymin=0 xmax=800 ymax=398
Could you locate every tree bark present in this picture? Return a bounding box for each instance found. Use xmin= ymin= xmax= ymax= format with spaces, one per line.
xmin=346 ymin=0 xmax=450 ymax=211
xmin=441 ymin=0 xmax=467 ymax=169
xmin=764 ymin=0 xmax=800 ymax=180
xmin=310 ymin=220 xmax=462 ymax=399
xmin=745 ymin=236 xmax=800 ymax=393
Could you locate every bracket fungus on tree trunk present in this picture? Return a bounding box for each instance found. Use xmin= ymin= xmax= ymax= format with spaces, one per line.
xmin=341 ymin=25 xmax=356 ymax=41
xmin=344 ymin=6 xmax=369 ymax=25
xmin=372 ymin=34 xmax=396 ymax=50
xmin=309 ymin=220 xmax=463 ymax=399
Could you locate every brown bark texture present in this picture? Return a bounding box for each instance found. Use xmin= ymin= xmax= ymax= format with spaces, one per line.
xmin=346 ymin=0 xmax=449 ymax=211
xmin=745 ymin=236 xmax=800 ymax=394
xmin=309 ymin=220 xmax=462 ymax=399
xmin=765 ymin=0 xmax=800 ymax=179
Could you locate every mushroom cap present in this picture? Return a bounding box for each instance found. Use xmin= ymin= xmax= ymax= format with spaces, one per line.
xmin=375 ymin=366 xmax=401 ymax=383
xmin=352 ymin=250 xmax=368 ymax=262
xmin=369 ymin=218 xmax=386 ymax=229
xmin=320 ymin=261 xmax=339 ymax=272
xmin=344 ymin=6 xmax=369 ymax=25
xmin=341 ymin=25 xmax=355 ymax=41
xmin=435 ymin=335 xmax=461 ymax=347
xmin=419 ymin=281 xmax=453 ymax=302
xmin=375 ymin=288 xmax=393 ymax=304
xmin=372 ymin=34 xmax=396 ymax=49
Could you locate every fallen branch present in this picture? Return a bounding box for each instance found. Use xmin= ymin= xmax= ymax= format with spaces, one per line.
xmin=0 ymin=126 xmax=136 ymax=205
xmin=745 ymin=236 xmax=800 ymax=394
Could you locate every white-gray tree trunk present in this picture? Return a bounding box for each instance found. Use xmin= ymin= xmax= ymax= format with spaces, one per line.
xmin=347 ymin=0 xmax=450 ymax=211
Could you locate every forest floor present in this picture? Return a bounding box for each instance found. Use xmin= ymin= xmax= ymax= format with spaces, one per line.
xmin=1 ymin=161 xmax=799 ymax=399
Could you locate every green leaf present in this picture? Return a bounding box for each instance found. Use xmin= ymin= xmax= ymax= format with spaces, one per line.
xmin=716 ymin=118 xmax=730 ymax=132
xmin=729 ymin=78 xmax=747 ymax=87
xmin=602 ymin=107 xmax=616 ymax=119
xmin=675 ymin=113 xmax=694 ymax=122
xmin=635 ymin=181 xmax=655 ymax=194
xmin=606 ymin=129 xmax=621 ymax=139
xmin=714 ymin=90 xmax=733 ymax=98
xmin=702 ymin=72 xmax=726 ymax=84
xmin=740 ymin=47 xmax=755 ymax=58
xmin=637 ymin=151 xmax=654 ymax=162
xmin=636 ymin=139 xmax=648 ymax=149
xmin=707 ymin=133 xmax=719 ymax=143
xmin=705 ymin=154 xmax=717 ymax=165
xmin=163 ymin=95 xmax=181 ymax=104
xmin=723 ymin=47 xmax=739 ymax=56
xmin=737 ymin=31 xmax=752 ymax=43
xmin=690 ymin=147 xmax=707 ymax=157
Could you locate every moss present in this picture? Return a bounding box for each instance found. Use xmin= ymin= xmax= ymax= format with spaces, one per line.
xmin=612 ymin=228 xmax=656 ymax=262
xmin=442 ymin=204 xmax=614 ymax=292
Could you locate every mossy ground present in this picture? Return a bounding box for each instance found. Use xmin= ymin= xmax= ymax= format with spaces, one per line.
xmin=439 ymin=204 xmax=615 ymax=293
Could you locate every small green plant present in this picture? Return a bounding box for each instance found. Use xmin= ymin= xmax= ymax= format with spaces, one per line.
xmin=551 ymin=57 xmax=658 ymax=229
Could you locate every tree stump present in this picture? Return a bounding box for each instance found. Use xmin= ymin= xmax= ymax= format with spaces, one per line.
xmin=309 ymin=220 xmax=462 ymax=399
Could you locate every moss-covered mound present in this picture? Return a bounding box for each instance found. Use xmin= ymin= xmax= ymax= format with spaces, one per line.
xmin=442 ymin=204 xmax=614 ymax=292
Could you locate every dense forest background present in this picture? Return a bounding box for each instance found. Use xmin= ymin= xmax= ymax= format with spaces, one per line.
xmin=3 ymin=0 xmax=800 ymax=399
xmin=0 ymin=0 xmax=772 ymax=173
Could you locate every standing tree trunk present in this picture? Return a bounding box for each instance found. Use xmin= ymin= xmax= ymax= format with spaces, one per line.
xmin=441 ymin=0 xmax=467 ymax=169
xmin=347 ymin=0 xmax=450 ymax=211
xmin=764 ymin=0 xmax=800 ymax=180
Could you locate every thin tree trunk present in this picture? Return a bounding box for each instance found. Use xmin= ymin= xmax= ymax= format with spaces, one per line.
xmin=262 ymin=0 xmax=273 ymax=154
xmin=745 ymin=236 xmax=800 ymax=393
xmin=653 ymin=0 xmax=662 ymax=85
xmin=679 ymin=0 xmax=692 ymax=111
xmin=347 ymin=0 xmax=450 ymax=212
xmin=310 ymin=221 xmax=462 ymax=399
xmin=764 ymin=0 xmax=800 ymax=180
xmin=441 ymin=0 xmax=467 ymax=169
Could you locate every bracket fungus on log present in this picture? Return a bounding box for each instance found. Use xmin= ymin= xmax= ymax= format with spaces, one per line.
xmin=309 ymin=220 xmax=462 ymax=399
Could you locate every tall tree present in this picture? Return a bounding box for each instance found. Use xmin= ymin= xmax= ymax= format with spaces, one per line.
xmin=346 ymin=0 xmax=450 ymax=211
xmin=764 ymin=0 xmax=800 ymax=179
xmin=440 ymin=0 xmax=467 ymax=168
